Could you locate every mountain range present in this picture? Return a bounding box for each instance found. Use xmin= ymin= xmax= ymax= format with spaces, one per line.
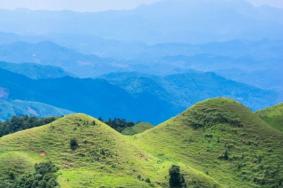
xmin=0 ymin=0 xmax=283 ymax=43
xmin=0 ymin=99 xmax=71 ymax=121
xmin=0 ymin=66 xmax=279 ymax=123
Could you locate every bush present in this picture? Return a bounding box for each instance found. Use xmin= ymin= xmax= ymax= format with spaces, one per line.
xmin=169 ymin=165 xmax=187 ymax=188
xmin=187 ymin=107 xmax=242 ymax=129
xmin=70 ymin=138 xmax=79 ymax=151
xmin=218 ymin=148 xmax=229 ymax=160
xmin=16 ymin=161 xmax=59 ymax=188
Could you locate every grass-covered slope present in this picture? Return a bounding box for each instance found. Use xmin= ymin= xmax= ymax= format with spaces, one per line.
xmin=134 ymin=98 xmax=283 ymax=188
xmin=1 ymin=99 xmax=282 ymax=188
xmin=256 ymin=103 xmax=283 ymax=132
xmin=0 ymin=114 xmax=221 ymax=187
xmin=0 ymin=114 xmax=157 ymax=187
xmin=122 ymin=122 xmax=154 ymax=135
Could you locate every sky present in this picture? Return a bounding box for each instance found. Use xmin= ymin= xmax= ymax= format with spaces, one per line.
xmin=0 ymin=0 xmax=282 ymax=11
xmin=0 ymin=0 xmax=160 ymax=11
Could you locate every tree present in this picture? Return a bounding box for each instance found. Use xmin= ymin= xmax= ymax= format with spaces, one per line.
xmin=169 ymin=165 xmax=187 ymax=188
xmin=16 ymin=161 xmax=59 ymax=188
xmin=0 ymin=116 xmax=57 ymax=137
xmin=70 ymin=138 xmax=79 ymax=151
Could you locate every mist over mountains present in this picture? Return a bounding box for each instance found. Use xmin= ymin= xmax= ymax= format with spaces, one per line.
xmin=0 ymin=0 xmax=283 ymax=43
xmin=0 ymin=0 xmax=282 ymax=121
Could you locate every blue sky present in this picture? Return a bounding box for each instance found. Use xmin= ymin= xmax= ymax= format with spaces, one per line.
xmin=0 ymin=0 xmax=282 ymax=11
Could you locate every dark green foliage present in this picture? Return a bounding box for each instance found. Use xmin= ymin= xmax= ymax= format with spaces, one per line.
xmin=187 ymin=107 xmax=242 ymax=129
xmin=70 ymin=138 xmax=79 ymax=151
xmin=15 ymin=161 xmax=59 ymax=188
xmin=169 ymin=165 xmax=187 ymax=188
xmin=100 ymin=118 xmax=136 ymax=133
xmin=218 ymin=148 xmax=229 ymax=160
xmin=0 ymin=116 xmax=57 ymax=137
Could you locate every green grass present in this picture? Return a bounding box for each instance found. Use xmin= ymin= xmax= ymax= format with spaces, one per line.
xmin=122 ymin=122 xmax=154 ymax=135
xmin=133 ymin=98 xmax=283 ymax=188
xmin=1 ymin=99 xmax=283 ymax=188
xmin=256 ymin=103 xmax=283 ymax=132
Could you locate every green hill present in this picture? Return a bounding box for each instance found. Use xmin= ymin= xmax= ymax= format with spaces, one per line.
xmin=256 ymin=103 xmax=283 ymax=132
xmin=122 ymin=122 xmax=154 ymax=135
xmin=0 ymin=114 xmax=159 ymax=187
xmin=133 ymin=98 xmax=283 ymax=188
xmin=0 ymin=99 xmax=283 ymax=188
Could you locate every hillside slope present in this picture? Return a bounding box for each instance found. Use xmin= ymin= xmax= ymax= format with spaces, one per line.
xmin=0 ymin=114 xmax=219 ymax=188
xmin=256 ymin=103 xmax=283 ymax=132
xmin=0 ymin=99 xmax=282 ymax=188
xmin=134 ymin=98 xmax=283 ymax=188
xmin=122 ymin=122 xmax=153 ymax=135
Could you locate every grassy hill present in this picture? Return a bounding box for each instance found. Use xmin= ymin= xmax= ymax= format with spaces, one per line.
xmin=256 ymin=103 xmax=283 ymax=132
xmin=122 ymin=122 xmax=153 ymax=135
xmin=133 ymin=98 xmax=283 ymax=188
xmin=0 ymin=99 xmax=282 ymax=187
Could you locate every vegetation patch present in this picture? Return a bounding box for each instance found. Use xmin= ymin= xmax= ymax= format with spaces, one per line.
xmin=186 ymin=106 xmax=242 ymax=129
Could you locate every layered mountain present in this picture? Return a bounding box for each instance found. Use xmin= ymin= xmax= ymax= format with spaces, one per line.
xmin=1 ymin=68 xmax=279 ymax=123
xmin=0 ymin=61 xmax=69 ymax=79
xmin=0 ymin=99 xmax=71 ymax=121
xmin=0 ymin=99 xmax=282 ymax=187
xmin=0 ymin=41 xmax=123 ymax=77
xmin=101 ymin=71 xmax=279 ymax=111
xmin=0 ymin=0 xmax=282 ymax=43
xmin=0 ymin=68 xmax=178 ymax=123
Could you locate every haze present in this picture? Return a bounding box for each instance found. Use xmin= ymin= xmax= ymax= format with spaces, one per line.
xmin=0 ymin=0 xmax=283 ymax=12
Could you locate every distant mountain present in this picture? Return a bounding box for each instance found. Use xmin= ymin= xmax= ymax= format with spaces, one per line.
xmin=0 ymin=0 xmax=282 ymax=43
xmin=0 ymin=38 xmax=282 ymax=98
xmin=0 ymin=61 xmax=69 ymax=79
xmin=101 ymin=71 xmax=279 ymax=111
xmin=0 ymin=41 xmax=124 ymax=77
xmin=0 ymin=99 xmax=71 ymax=121
xmin=0 ymin=68 xmax=177 ymax=123
xmin=0 ymin=66 xmax=280 ymax=123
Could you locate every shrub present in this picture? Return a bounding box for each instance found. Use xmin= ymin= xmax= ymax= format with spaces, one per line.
xmin=218 ymin=148 xmax=229 ymax=160
xmin=70 ymin=138 xmax=79 ymax=151
xmin=16 ymin=161 xmax=59 ymax=188
xmin=169 ymin=165 xmax=187 ymax=188
xmin=187 ymin=107 xmax=242 ymax=129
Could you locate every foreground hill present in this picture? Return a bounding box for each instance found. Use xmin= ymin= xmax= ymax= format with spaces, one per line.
xmin=0 ymin=114 xmax=218 ymax=187
xmin=0 ymin=99 xmax=282 ymax=187
xmin=122 ymin=122 xmax=154 ymax=135
xmin=256 ymin=103 xmax=283 ymax=132
xmin=133 ymin=98 xmax=283 ymax=187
